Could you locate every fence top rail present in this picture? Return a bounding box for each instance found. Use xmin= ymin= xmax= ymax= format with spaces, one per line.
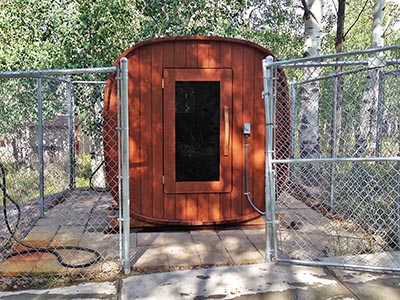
xmin=0 ymin=66 xmax=118 ymax=79
xmin=263 ymin=45 xmax=400 ymax=68
xmin=273 ymin=157 xmax=400 ymax=164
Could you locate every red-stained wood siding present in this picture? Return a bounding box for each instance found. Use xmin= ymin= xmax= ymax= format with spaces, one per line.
xmin=104 ymin=36 xmax=289 ymax=226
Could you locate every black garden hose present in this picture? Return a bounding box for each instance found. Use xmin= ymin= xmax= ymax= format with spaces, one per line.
xmin=0 ymin=161 xmax=101 ymax=268
xmin=0 ymin=162 xmax=20 ymax=253
xmin=5 ymin=245 xmax=101 ymax=269
xmin=89 ymin=159 xmax=109 ymax=192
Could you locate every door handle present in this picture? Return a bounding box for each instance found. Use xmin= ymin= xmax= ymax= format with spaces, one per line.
xmin=224 ymin=105 xmax=229 ymax=156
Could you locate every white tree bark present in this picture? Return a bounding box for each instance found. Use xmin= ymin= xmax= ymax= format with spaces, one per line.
xmin=354 ymin=0 xmax=385 ymax=158
xmin=299 ymin=0 xmax=323 ymax=186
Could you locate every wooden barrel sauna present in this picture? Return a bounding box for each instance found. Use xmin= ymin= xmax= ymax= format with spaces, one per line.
xmin=103 ymin=36 xmax=290 ymax=226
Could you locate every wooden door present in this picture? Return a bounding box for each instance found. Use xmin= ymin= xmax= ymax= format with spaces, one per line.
xmin=163 ymin=68 xmax=233 ymax=194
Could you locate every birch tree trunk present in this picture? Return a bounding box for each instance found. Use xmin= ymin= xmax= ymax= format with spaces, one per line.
xmin=299 ymin=0 xmax=323 ymax=187
xmin=354 ymin=0 xmax=385 ymax=158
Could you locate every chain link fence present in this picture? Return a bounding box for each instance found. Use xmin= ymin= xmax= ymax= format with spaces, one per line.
xmin=263 ymin=46 xmax=400 ymax=272
xmin=0 ymin=65 xmax=130 ymax=287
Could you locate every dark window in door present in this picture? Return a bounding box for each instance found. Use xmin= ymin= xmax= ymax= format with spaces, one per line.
xmin=175 ymin=81 xmax=220 ymax=182
xmin=163 ymin=68 xmax=232 ymax=194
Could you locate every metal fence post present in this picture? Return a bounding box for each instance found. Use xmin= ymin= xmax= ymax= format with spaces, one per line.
xmin=289 ymin=78 xmax=297 ymax=177
xmin=67 ymin=76 xmax=76 ymax=189
xmin=397 ymin=151 xmax=400 ymax=249
xmin=330 ymin=76 xmax=339 ymax=210
xmin=37 ymin=78 xmax=45 ymax=218
xmin=263 ymin=56 xmax=277 ymax=262
xmin=120 ymin=57 xmax=131 ymax=274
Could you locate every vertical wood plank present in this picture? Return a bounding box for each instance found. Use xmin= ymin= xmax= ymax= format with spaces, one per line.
xmin=242 ymin=47 xmax=255 ymax=216
xmin=209 ymin=194 xmax=221 ymax=221
xmin=221 ymin=193 xmax=232 ymax=220
xmin=253 ymin=52 xmax=266 ymax=213
xmin=164 ymin=194 xmax=176 ymax=221
xmin=139 ymin=46 xmax=153 ymax=218
xmin=129 ymin=52 xmax=142 ymax=215
xmin=151 ymin=43 xmax=164 ymax=220
xmin=174 ymin=41 xmax=186 ymax=68
xmin=197 ymin=41 xmax=210 ymax=68
xmin=231 ymin=43 xmax=244 ymax=219
xmin=163 ymin=42 xmax=176 ymax=220
xmin=220 ymin=41 xmax=233 ymax=220
xmin=176 ymin=194 xmax=187 ymax=221
xmin=220 ymin=42 xmax=232 ymax=67
xmin=198 ymin=194 xmax=209 ymax=222
xmin=186 ymin=41 xmax=198 ymax=68
xmin=186 ymin=194 xmax=198 ymax=221
xmin=209 ymin=41 xmax=221 ymax=68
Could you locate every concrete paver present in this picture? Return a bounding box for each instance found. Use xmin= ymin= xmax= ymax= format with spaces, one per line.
xmin=131 ymin=229 xmax=267 ymax=270
xmin=1 ymin=262 xmax=399 ymax=300
xmin=195 ymin=243 xmax=234 ymax=265
xmin=0 ymin=281 xmax=117 ymax=300
xmin=329 ymin=269 xmax=400 ymax=300
xmin=166 ymin=244 xmax=202 ymax=267
xmin=121 ymin=263 xmax=353 ymax=300
xmin=133 ymin=246 xmax=170 ymax=270
xmin=136 ymin=232 xmax=166 ymax=247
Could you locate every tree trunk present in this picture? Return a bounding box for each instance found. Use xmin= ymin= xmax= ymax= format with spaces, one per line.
xmin=332 ymin=0 xmax=345 ymax=158
xmin=299 ymin=0 xmax=323 ymax=187
xmin=354 ymin=0 xmax=385 ymax=158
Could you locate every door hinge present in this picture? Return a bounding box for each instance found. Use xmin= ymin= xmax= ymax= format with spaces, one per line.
xmin=161 ymin=78 xmax=164 ymax=89
xmin=162 ymin=175 xmax=165 ymax=185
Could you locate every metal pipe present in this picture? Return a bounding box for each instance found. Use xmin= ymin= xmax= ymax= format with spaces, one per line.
xmin=289 ymin=78 xmax=296 ymax=177
xmin=270 ymin=64 xmax=279 ymax=262
xmin=330 ymin=76 xmax=338 ymax=210
xmin=277 ymin=258 xmax=400 ymax=272
xmin=117 ymin=68 xmax=123 ymax=265
xmin=37 ymin=78 xmax=45 ymax=218
xmin=296 ymin=67 xmax=374 ymax=86
xmin=244 ymin=134 xmax=265 ymax=215
xmin=0 ymin=67 xmax=118 ymax=79
xmin=120 ymin=57 xmax=131 ymax=274
xmin=67 ymin=76 xmax=75 ymax=189
xmin=263 ymin=56 xmax=276 ymax=262
xmin=265 ymin=58 xmax=399 ymax=70
xmin=397 ymin=151 xmax=400 ymax=250
xmin=262 ymin=45 xmax=400 ymax=68
xmin=71 ymin=80 xmax=107 ymax=85
xmin=273 ymin=157 xmax=400 ymax=164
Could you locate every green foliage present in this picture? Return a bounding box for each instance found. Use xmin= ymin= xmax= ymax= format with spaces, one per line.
xmin=324 ymin=0 xmax=400 ymax=52
xmin=0 ymin=0 xmax=399 ymax=72
xmin=0 ymin=0 xmax=309 ymax=70
xmin=75 ymin=153 xmax=91 ymax=188
xmin=75 ymin=153 xmax=91 ymax=180
xmin=4 ymin=163 xmax=40 ymax=204
xmin=0 ymin=0 xmax=137 ymax=70
xmin=137 ymin=0 xmax=304 ymax=59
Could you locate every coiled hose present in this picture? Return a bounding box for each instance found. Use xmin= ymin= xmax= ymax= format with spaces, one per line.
xmin=0 ymin=161 xmax=101 ymax=268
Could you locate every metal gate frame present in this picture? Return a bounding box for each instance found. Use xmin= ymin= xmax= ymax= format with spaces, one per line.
xmin=262 ymin=46 xmax=400 ymax=272
xmin=0 ymin=58 xmax=131 ymax=278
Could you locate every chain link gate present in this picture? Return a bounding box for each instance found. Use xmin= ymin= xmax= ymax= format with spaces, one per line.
xmin=0 ymin=59 xmax=130 ymax=287
xmin=263 ymin=46 xmax=400 ymax=272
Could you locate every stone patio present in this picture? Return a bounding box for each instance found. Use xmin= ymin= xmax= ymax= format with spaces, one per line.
xmin=0 ymin=189 xmax=268 ymax=277
xmin=1 ymin=188 xmax=399 ymax=279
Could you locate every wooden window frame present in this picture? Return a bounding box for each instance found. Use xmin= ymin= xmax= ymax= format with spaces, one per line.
xmin=163 ymin=68 xmax=233 ymax=194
